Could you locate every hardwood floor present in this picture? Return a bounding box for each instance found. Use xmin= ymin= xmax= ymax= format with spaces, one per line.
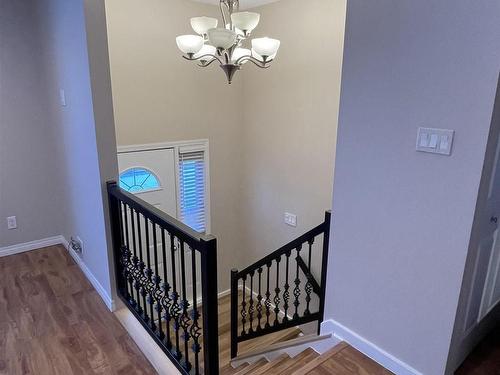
xmin=0 ymin=245 xmax=156 ymax=375
xmin=455 ymin=323 xmax=500 ymax=375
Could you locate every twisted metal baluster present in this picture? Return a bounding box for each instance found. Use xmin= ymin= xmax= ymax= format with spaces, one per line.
xmin=161 ymin=229 xmax=173 ymax=349
xmin=189 ymin=249 xmax=201 ymax=375
xmin=256 ymin=268 xmax=263 ymax=331
xmin=265 ymin=262 xmax=272 ymax=328
xmin=304 ymin=238 xmax=315 ymax=316
xmin=293 ymin=245 xmax=302 ymax=319
xmin=145 ymin=219 xmax=156 ymax=331
xmin=129 ymin=208 xmax=138 ymax=308
xmin=282 ymin=250 xmax=291 ymax=322
xmin=240 ymin=276 xmax=247 ymax=335
xmin=248 ymin=271 xmax=255 ymax=333
xmin=273 ymin=257 xmax=282 ymax=326
xmin=152 ymin=223 xmax=163 ymax=335
xmin=137 ymin=212 xmax=147 ymax=318
xmin=179 ymin=241 xmax=192 ymax=372
xmin=169 ymin=234 xmax=182 ymax=359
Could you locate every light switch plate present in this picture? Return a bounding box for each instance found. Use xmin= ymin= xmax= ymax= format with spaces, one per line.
xmin=416 ymin=127 xmax=454 ymax=156
xmin=284 ymin=212 xmax=297 ymax=227
xmin=7 ymin=216 xmax=17 ymax=230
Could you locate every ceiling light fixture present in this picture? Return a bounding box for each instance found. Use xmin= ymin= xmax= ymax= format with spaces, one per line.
xmin=176 ymin=0 xmax=280 ymax=84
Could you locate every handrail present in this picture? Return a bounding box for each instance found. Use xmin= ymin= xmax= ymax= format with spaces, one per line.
xmin=107 ymin=181 xmax=219 ymax=375
xmin=230 ymin=211 xmax=331 ymax=359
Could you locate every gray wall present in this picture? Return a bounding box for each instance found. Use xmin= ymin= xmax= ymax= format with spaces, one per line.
xmin=35 ymin=0 xmax=116 ymax=305
xmin=0 ymin=0 xmax=65 ymax=247
xmin=326 ymin=1 xmax=500 ymax=375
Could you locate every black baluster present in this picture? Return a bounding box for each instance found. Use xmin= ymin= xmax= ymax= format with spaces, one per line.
xmin=137 ymin=212 xmax=147 ymax=319
xmin=265 ymin=262 xmax=272 ymax=328
xmin=273 ymin=257 xmax=281 ymax=326
xmin=145 ymin=218 xmax=155 ymax=330
xmin=282 ymin=250 xmax=291 ymax=322
xmin=129 ymin=207 xmax=139 ymax=309
xmin=240 ymin=276 xmax=247 ymax=335
xmin=161 ymin=229 xmax=173 ymax=349
xmin=304 ymin=238 xmax=315 ymax=316
xmin=293 ymin=245 xmax=302 ymax=319
xmin=120 ymin=202 xmax=131 ymax=301
xmin=248 ymin=271 xmax=255 ymax=333
xmin=189 ymin=249 xmax=201 ymax=375
xmin=256 ymin=268 xmax=263 ymax=331
xmin=169 ymin=234 xmax=181 ymax=359
xmin=179 ymin=241 xmax=191 ymax=372
xmin=152 ymin=223 xmax=163 ymax=335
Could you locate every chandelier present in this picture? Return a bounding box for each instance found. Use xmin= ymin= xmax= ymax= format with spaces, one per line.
xmin=175 ymin=0 xmax=281 ymax=84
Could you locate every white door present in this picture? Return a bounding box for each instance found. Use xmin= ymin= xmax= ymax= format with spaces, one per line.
xmin=118 ymin=149 xmax=177 ymax=216
xmin=464 ymin=125 xmax=500 ymax=330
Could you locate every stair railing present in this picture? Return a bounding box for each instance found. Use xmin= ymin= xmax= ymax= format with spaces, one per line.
xmin=230 ymin=211 xmax=331 ymax=359
xmin=107 ymin=181 xmax=219 ymax=375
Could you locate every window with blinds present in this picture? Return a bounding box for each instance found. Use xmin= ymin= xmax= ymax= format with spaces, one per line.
xmin=178 ymin=148 xmax=207 ymax=233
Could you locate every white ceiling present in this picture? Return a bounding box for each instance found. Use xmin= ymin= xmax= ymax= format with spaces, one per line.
xmin=191 ymin=0 xmax=282 ymax=10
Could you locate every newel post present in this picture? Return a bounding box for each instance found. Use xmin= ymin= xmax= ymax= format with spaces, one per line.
xmin=317 ymin=210 xmax=332 ymax=335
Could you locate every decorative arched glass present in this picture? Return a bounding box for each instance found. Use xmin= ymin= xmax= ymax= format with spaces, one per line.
xmin=119 ymin=168 xmax=160 ymax=193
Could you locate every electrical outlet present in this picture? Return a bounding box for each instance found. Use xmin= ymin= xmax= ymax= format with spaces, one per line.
xmin=70 ymin=236 xmax=84 ymax=256
xmin=7 ymin=216 xmax=17 ymax=230
xmin=284 ymin=212 xmax=297 ymax=227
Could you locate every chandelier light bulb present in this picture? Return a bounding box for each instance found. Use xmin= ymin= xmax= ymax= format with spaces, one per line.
xmin=191 ymin=16 xmax=218 ymax=35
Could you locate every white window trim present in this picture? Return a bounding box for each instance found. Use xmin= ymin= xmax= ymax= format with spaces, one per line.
xmin=117 ymin=139 xmax=211 ymax=234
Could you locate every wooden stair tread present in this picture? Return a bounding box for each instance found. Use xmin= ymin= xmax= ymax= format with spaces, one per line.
xmin=289 ymin=342 xmax=349 ymax=375
xmin=232 ymin=358 xmax=268 ymax=375
xmin=277 ymin=348 xmax=319 ymax=374
xmin=250 ymin=354 xmax=290 ymax=375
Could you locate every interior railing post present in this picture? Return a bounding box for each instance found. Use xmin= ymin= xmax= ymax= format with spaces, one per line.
xmin=317 ymin=210 xmax=332 ymax=335
xmin=107 ymin=181 xmax=126 ymax=297
xmin=230 ymin=269 xmax=238 ymax=359
xmin=200 ymin=237 xmax=219 ymax=375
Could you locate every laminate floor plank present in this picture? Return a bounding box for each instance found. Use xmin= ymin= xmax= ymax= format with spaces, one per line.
xmin=0 ymin=246 xmax=157 ymax=375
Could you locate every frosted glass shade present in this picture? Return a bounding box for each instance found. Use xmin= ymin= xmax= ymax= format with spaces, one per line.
xmin=251 ymin=37 xmax=280 ymax=58
xmin=232 ymin=48 xmax=251 ymax=64
xmin=252 ymin=49 xmax=277 ymax=62
xmin=191 ymin=16 xmax=218 ymax=35
xmin=176 ymin=35 xmax=204 ymax=54
xmin=231 ymin=12 xmax=260 ymax=33
xmin=194 ymin=45 xmax=217 ymax=61
xmin=208 ymin=28 xmax=237 ymax=50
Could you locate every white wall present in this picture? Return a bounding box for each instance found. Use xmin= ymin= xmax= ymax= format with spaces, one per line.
xmin=326 ymin=1 xmax=500 ymax=375
xmin=35 ymin=0 xmax=117 ymax=308
xmin=0 ymin=0 xmax=65 ymax=248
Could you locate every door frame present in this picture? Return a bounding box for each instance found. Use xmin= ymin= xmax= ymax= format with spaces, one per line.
xmin=117 ymin=139 xmax=212 ymax=233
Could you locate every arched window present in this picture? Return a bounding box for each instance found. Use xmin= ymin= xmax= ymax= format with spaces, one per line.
xmin=119 ymin=168 xmax=160 ymax=193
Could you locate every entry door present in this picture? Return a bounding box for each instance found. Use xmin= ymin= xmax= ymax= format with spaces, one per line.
xmin=118 ymin=149 xmax=177 ymax=216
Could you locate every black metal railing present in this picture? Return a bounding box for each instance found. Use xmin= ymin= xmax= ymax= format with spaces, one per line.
xmin=230 ymin=211 xmax=331 ymax=358
xmin=107 ymin=181 xmax=219 ymax=375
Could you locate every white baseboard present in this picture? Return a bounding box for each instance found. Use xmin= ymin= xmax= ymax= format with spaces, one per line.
xmin=115 ymin=308 xmax=181 ymax=375
xmin=321 ymin=319 xmax=423 ymax=375
xmin=60 ymin=238 xmax=115 ymax=311
xmin=0 ymin=236 xmax=65 ymax=258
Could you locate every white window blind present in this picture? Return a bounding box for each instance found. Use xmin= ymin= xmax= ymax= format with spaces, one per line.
xmin=178 ymin=148 xmax=207 ymax=232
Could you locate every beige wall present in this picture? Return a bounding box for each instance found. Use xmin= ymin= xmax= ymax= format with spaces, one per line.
xmin=239 ymin=0 xmax=346 ymax=266
xmin=105 ymin=0 xmax=346 ymax=290
xmin=105 ymin=0 xmax=245 ymax=291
